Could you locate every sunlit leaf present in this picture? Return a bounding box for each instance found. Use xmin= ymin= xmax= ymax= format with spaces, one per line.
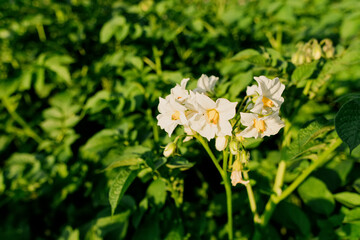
xmin=334 ymin=192 xmax=360 ymax=208
xmin=298 ymin=176 xmax=335 ymax=215
xmin=109 ymin=168 xmax=138 ymax=215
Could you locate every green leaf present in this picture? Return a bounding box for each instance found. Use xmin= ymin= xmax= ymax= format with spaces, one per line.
xmin=100 ymin=16 xmax=126 ymax=43
xmin=165 ymin=226 xmax=183 ymax=240
xmin=291 ymin=61 xmax=317 ymax=87
xmin=334 ymin=192 xmax=360 ymax=208
xmin=354 ymin=179 xmax=360 ymax=194
xmin=166 ymin=156 xmax=195 ymax=170
xmin=231 ymin=49 xmax=260 ymax=61
xmin=273 ymin=201 xmax=310 ymax=236
xmin=335 ymin=98 xmax=360 ymax=153
xmin=243 ymin=137 xmax=263 ymax=149
xmin=283 ymin=118 xmax=333 ymax=161
xmin=147 ymin=179 xmax=167 ymax=207
xmin=85 ymin=210 xmax=131 ymax=240
xmin=109 ymin=168 xmax=138 ymax=215
xmin=81 ymin=129 xmax=119 ymax=159
xmin=101 ymin=146 xmax=150 ymax=171
xmin=298 ymin=176 xmax=335 ymax=215
xmin=228 ymin=71 xmax=253 ymax=98
xmin=344 ymin=208 xmax=360 ymax=223
xmin=46 ymin=64 xmax=72 ymax=84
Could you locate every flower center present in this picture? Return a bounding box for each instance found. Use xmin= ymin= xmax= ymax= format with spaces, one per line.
xmin=262 ymin=96 xmax=274 ymax=108
xmin=254 ymin=119 xmax=266 ymax=132
xmin=171 ymin=111 xmax=180 ymax=120
xmin=206 ymin=109 xmax=219 ymax=124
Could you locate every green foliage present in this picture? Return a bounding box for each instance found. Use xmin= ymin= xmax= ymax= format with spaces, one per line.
xmin=109 ymin=168 xmax=138 ymax=215
xmin=335 ymin=98 xmax=360 ymax=152
xmin=0 ymin=0 xmax=360 ymax=239
xmin=298 ymin=176 xmax=335 ymax=216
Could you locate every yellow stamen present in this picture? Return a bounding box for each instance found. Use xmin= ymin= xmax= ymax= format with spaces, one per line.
xmin=254 ymin=119 xmax=266 ymax=132
xmin=206 ymin=109 xmax=219 ymax=124
xmin=262 ymin=96 xmax=274 ymax=108
xmin=171 ymin=111 xmax=180 ymax=120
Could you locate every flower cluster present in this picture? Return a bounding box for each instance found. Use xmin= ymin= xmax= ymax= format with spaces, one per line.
xmin=236 ymin=76 xmax=285 ymax=139
xmin=291 ymin=38 xmax=335 ymax=65
xmin=157 ymin=74 xmax=237 ymax=141
xmin=157 ymin=74 xmax=286 ymax=187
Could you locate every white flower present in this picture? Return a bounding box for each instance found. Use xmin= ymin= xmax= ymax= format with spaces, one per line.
xmin=237 ymin=112 xmax=285 ymax=139
xmin=247 ymin=76 xmax=285 ymax=115
xmin=171 ymin=78 xmax=190 ymax=103
xmin=157 ymin=95 xmax=188 ymax=137
xmin=194 ymin=74 xmax=219 ymax=94
xmin=215 ymin=136 xmax=228 ymax=151
xmin=231 ymin=170 xmax=249 ymax=186
xmin=189 ymin=93 xmax=237 ymax=141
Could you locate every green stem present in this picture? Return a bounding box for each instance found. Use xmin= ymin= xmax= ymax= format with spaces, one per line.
xmin=223 ymin=150 xmax=234 ymax=240
xmin=152 ymin=46 xmax=162 ymax=76
xmin=259 ymin=161 xmax=286 ymax=227
xmin=195 ymin=135 xmax=224 ymax=176
xmin=2 ymin=97 xmax=43 ymax=143
xmin=276 ymin=138 xmax=342 ymax=203
xmin=196 ymin=135 xmax=233 ymax=239
xmin=243 ymin=171 xmax=260 ymax=223
xmin=259 ymin=138 xmax=342 ymax=227
xmin=146 ymin=109 xmax=159 ymax=144
xmin=224 ymin=176 xmax=233 ymax=240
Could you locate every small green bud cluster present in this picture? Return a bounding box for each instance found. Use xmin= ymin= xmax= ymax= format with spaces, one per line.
xmin=291 ymin=38 xmax=335 ymax=65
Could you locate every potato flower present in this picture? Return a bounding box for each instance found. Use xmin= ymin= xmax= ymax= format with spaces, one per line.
xmin=194 ymin=74 xmax=219 ymax=94
xmin=171 ymin=78 xmax=190 ymax=103
xmin=237 ymin=112 xmax=285 ymax=139
xmin=189 ymin=93 xmax=237 ymax=141
xmin=157 ymin=95 xmax=188 ymax=137
xmin=247 ymin=76 xmax=285 ymax=115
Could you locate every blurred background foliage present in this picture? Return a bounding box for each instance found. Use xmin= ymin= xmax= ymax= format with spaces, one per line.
xmin=1 ymin=0 xmax=360 ymax=239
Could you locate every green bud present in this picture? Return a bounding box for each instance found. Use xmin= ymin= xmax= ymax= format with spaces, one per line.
xmin=311 ymin=40 xmax=322 ymax=60
xmin=229 ymin=139 xmax=238 ymax=155
xmin=163 ymin=142 xmax=176 ymax=157
xmin=240 ymin=150 xmax=250 ymax=164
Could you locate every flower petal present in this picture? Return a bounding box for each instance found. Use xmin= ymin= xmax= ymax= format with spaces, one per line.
xmin=195 ymin=92 xmax=216 ymax=110
xmin=238 ymin=126 xmax=260 ymax=139
xmin=240 ymin=112 xmax=257 ymax=126
xmin=216 ymin=98 xmax=237 ymax=120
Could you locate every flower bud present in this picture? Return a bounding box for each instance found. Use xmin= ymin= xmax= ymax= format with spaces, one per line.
xmin=215 ymin=136 xmax=228 ymax=151
xmin=240 ymin=150 xmax=250 ymax=164
xmin=236 ymin=134 xmax=245 ymax=143
xmin=321 ymin=39 xmax=335 ymax=59
xmin=291 ymin=51 xmax=300 ymax=65
xmin=229 ymin=139 xmax=238 ymax=155
xmin=230 ymin=158 xmax=249 ymax=186
xmin=311 ymin=40 xmax=322 ymax=60
xmin=163 ymin=142 xmax=176 ymax=157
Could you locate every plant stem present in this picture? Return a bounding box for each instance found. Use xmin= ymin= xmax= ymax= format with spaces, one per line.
xmin=276 ymin=138 xmax=342 ymax=203
xmin=243 ymin=171 xmax=260 ymax=223
xmin=195 ymin=135 xmax=224 ymax=176
xmin=224 ymin=176 xmax=233 ymax=240
xmin=223 ymin=150 xmax=234 ymax=240
xmin=259 ymin=138 xmax=342 ymax=227
xmin=259 ymin=160 xmax=286 ymax=227
xmin=2 ymin=97 xmax=43 ymax=144
xmin=195 ymin=135 xmax=234 ymax=239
